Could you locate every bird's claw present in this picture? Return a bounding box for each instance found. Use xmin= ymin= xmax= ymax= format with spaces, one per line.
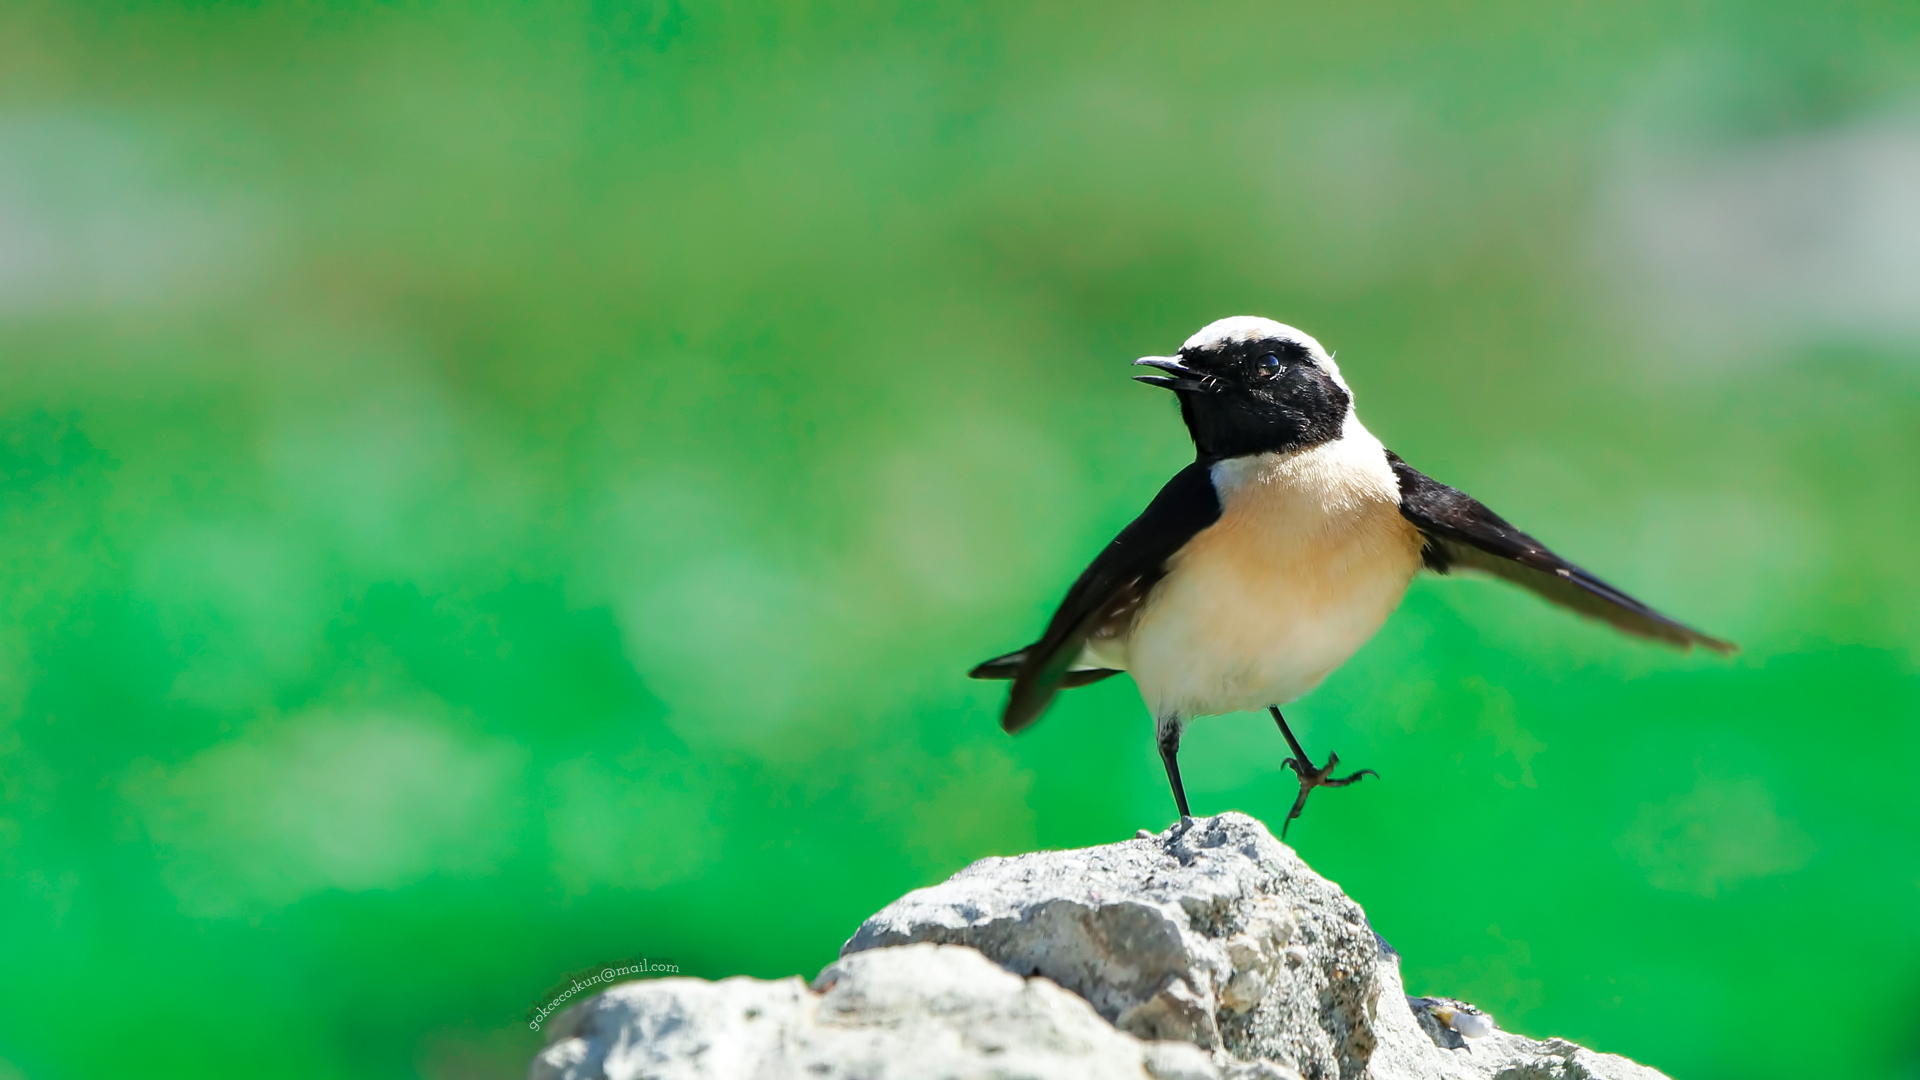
xmin=1279 ymin=750 xmax=1378 ymax=839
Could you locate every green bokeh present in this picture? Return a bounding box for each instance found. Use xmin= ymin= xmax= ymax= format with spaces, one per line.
xmin=3 ymin=2 xmax=1919 ymax=1078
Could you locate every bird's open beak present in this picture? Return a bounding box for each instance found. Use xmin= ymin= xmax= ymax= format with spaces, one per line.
xmin=1132 ymin=356 xmax=1212 ymax=392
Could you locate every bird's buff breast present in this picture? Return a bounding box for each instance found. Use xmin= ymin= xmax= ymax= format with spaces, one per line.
xmin=1119 ymin=429 xmax=1423 ymax=719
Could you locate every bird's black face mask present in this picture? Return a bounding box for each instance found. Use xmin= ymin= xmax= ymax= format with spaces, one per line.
xmin=1134 ymin=337 xmax=1351 ymax=462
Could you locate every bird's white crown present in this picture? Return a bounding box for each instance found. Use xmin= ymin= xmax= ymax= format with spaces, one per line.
xmin=1180 ymin=316 xmax=1350 ymax=394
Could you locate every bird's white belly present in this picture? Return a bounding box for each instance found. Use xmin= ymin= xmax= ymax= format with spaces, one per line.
xmin=1112 ymin=427 xmax=1423 ymax=720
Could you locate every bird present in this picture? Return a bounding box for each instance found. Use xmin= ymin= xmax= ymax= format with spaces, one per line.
xmin=969 ymin=316 xmax=1734 ymax=836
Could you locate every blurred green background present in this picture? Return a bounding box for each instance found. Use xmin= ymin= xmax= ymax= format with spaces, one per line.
xmin=3 ymin=1 xmax=1919 ymax=1078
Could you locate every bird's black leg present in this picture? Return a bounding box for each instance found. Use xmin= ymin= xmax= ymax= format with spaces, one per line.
xmin=1157 ymin=717 xmax=1192 ymax=821
xmin=1269 ymin=706 xmax=1376 ymax=839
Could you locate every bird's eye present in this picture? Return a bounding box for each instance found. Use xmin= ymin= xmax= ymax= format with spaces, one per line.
xmin=1258 ymin=353 xmax=1282 ymax=372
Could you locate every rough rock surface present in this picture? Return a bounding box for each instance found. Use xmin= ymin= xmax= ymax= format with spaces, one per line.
xmin=529 ymin=942 xmax=1238 ymax=1080
xmin=531 ymin=813 xmax=1670 ymax=1080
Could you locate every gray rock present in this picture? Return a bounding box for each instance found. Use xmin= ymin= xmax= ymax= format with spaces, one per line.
xmin=843 ymin=813 xmax=1668 ymax=1080
xmin=528 ymin=941 xmax=1233 ymax=1080
xmin=530 ymin=813 xmax=1669 ymax=1080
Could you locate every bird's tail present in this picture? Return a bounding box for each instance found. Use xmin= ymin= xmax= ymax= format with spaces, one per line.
xmin=968 ymin=646 xmax=1122 ymax=690
xmin=967 ymin=647 xmax=1028 ymax=680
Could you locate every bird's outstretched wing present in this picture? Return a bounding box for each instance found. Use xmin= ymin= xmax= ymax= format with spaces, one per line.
xmin=1387 ymin=452 xmax=1735 ymax=654
xmin=970 ymin=461 xmax=1223 ymax=733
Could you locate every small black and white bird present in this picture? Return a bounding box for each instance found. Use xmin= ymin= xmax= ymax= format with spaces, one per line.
xmin=971 ymin=316 xmax=1734 ymax=835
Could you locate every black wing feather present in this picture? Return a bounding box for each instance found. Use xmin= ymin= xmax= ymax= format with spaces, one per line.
xmin=977 ymin=461 xmax=1222 ymax=733
xmin=1387 ymin=452 xmax=1735 ymax=654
